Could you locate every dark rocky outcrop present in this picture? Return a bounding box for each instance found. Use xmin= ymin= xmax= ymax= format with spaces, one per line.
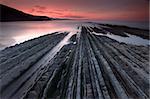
xmin=99 ymin=24 xmax=149 ymax=39
xmin=0 ymin=4 xmax=54 ymax=22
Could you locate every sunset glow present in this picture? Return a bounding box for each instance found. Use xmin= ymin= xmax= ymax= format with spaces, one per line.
xmin=0 ymin=0 xmax=149 ymax=21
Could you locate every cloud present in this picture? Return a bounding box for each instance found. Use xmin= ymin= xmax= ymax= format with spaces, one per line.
xmin=35 ymin=10 xmax=62 ymax=15
xmin=29 ymin=5 xmax=47 ymax=13
xmin=29 ymin=8 xmax=35 ymax=13
xmin=61 ymin=15 xmax=85 ymax=19
xmin=36 ymin=10 xmax=45 ymax=13
xmin=48 ymin=11 xmax=62 ymax=15
xmin=1 ymin=0 xmax=148 ymax=21
xmin=34 ymin=5 xmax=46 ymax=10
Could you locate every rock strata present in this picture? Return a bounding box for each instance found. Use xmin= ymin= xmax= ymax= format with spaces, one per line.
xmin=0 ymin=26 xmax=149 ymax=99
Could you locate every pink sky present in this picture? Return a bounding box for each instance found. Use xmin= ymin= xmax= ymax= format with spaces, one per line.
xmin=0 ymin=0 xmax=149 ymax=21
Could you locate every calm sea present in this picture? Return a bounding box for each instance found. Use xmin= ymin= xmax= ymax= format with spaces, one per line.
xmin=0 ymin=20 xmax=149 ymax=49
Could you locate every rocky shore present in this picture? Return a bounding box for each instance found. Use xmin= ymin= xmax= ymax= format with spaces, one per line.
xmin=0 ymin=25 xmax=149 ymax=99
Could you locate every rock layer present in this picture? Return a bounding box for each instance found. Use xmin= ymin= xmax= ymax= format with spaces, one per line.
xmin=0 ymin=26 xmax=149 ymax=99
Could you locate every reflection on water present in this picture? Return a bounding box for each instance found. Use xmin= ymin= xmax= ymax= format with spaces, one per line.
xmin=0 ymin=20 xmax=149 ymax=50
xmin=92 ymin=31 xmax=150 ymax=46
xmin=0 ymin=20 xmax=83 ymax=49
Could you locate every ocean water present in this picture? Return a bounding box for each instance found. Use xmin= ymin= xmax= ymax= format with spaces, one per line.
xmin=0 ymin=20 xmax=81 ymax=49
xmin=86 ymin=20 xmax=149 ymax=29
xmin=0 ymin=20 xmax=149 ymax=50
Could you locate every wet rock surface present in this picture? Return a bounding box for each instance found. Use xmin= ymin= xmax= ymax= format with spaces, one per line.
xmin=0 ymin=26 xmax=149 ymax=99
xmin=98 ymin=24 xmax=149 ymax=39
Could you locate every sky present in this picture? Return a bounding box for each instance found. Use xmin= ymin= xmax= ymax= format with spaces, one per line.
xmin=0 ymin=0 xmax=149 ymax=22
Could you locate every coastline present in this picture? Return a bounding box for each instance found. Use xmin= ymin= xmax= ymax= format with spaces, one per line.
xmin=0 ymin=25 xmax=149 ymax=99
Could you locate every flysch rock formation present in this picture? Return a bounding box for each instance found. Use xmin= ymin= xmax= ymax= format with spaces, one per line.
xmin=0 ymin=25 xmax=149 ymax=99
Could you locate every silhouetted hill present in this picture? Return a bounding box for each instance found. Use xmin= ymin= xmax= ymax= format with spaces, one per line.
xmin=0 ymin=4 xmax=54 ymax=22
